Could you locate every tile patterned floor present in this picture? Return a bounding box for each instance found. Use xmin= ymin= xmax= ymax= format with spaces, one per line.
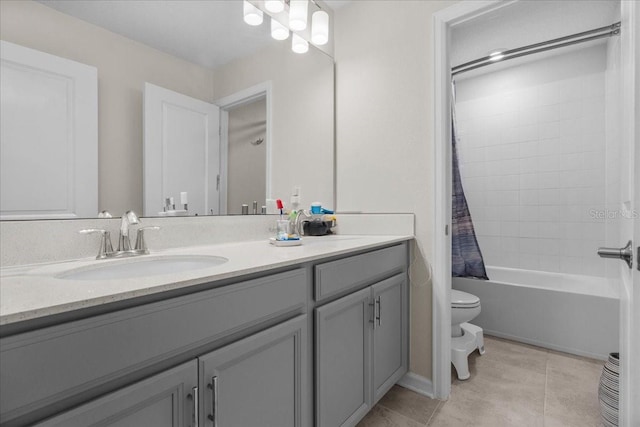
xmin=357 ymin=336 xmax=605 ymax=427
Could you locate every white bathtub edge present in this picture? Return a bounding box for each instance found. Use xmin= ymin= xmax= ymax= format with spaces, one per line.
xmin=483 ymin=266 xmax=620 ymax=299
xmin=484 ymin=330 xmax=609 ymax=361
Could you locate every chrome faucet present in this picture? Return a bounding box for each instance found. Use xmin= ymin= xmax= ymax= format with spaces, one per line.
xmin=80 ymin=210 xmax=160 ymax=259
xmin=118 ymin=210 xmax=140 ymax=252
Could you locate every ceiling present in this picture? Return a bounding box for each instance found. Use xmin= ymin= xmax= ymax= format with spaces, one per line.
xmin=451 ymin=0 xmax=621 ymax=67
xmin=37 ymin=1 xmax=280 ymax=69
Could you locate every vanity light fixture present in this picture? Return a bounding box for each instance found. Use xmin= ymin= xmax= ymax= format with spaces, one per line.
xmin=311 ymin=10 xmax=329 ymax=45
xmin=265 ymin=0 xmax=285 ymax=13
xmin=489 ymin=49 xmax=506 ymax=61
xmin=271 ymin=18 xmax=290 ymax=40
xmin=243 ymin=0 xmax=263 ymax=26
xmin=242 ymin=0 xmax=329 ymax=53
xmin=289 ymin=0 xmax=308 ymax=31
xmin=292 ymin=33 xmax=309 ymax=54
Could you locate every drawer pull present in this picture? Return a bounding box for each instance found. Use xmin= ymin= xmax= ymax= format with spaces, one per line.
xmin=207 ymin=376 xmax=218 ymax=426
xmin=189 ymin=386 xmax=199 ymax=427
xmin=369 ymin=300 xmax=377 ymax=330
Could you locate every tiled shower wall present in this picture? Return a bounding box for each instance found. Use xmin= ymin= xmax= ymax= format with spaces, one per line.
xmin=455 ymin=44 xmax=611 ymax=277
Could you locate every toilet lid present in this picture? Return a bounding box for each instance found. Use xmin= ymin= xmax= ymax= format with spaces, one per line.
xmin=451 ymin=289 xmax=480 ymax=307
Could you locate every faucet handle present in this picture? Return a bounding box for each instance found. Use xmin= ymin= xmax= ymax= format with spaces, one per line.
xmin=134 ymin=226 xmax=160 ymax=254
xmin=79 ymin=229 xmax=114 ymax=259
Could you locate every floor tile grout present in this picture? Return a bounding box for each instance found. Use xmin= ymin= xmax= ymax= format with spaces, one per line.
xmin=543 ymin=350 xmax=549 ymax=427
xmin=424 ymin=400 xmax=442 ymax=426
xmin=377 ymin=403 xmax=429 ymax=426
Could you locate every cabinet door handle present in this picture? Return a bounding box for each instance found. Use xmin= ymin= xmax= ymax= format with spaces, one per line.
xmin=376 ymin=296 xmax=382 ymax=326
xmin=369 ymin=299 xmax=377 ymax=330
xmin=190 ymin=386 xmax=199 ymax=427
xmin=207 ymin=376 xmax=218 ymax=426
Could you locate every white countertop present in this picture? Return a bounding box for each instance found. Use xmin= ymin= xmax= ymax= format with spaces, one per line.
xmin=0 ymin=235 xmax=412 ymax=326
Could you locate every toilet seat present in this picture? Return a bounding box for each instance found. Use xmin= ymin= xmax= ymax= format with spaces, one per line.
xmin=451 ymin=289 xmax=480 ymax=308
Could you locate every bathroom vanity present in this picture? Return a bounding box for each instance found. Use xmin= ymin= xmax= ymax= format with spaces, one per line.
xmin=0 ymin=237 xmax=410 ymax=427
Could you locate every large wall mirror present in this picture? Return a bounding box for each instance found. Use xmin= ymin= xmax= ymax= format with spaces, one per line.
xmin=0 ymin=0 xmax=335 ymax=219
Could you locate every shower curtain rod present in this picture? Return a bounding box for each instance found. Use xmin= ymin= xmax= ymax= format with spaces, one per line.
xmin=452 ymin=22 xmax=621 ymax=76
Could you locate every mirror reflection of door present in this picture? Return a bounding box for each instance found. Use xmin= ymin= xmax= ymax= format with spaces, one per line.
xmin=0 ymin=41 xmax=98 ymax=220
xmin=143 ymin=83 xmax=220 ymax=217
xmin=226 ymin=97 xmax=267 ymax=215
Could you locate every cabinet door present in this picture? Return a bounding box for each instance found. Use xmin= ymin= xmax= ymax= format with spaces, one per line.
xmin=315 ymin=287 xmax=372 ymax=427
xmin=199 ymin=315 xmax=308 ymax=427
xmin=34 ymin=360 xmax=198 ymax=427
xmin=372 ymin=274 xmax=408 ymax=403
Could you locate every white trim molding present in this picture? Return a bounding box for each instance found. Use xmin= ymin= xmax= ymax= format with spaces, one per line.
xmin=397 ymin=372 xmax=434 ymax=399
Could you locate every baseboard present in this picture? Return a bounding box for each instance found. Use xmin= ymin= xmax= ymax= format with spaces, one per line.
xmin=397 ymin=371 xmax=434 ymax=399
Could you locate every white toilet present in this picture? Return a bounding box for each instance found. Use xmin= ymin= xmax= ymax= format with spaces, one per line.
xmin=451 ymin=289 xmax=485 ymax=380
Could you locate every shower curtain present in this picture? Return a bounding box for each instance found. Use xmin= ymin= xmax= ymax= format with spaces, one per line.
xmin=451 ymin=84 xmax=488 ymax=279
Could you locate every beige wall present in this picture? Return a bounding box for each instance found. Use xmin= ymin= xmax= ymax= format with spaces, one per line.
xmin=334 ymin=0 xmax=456 ymax=381
xmin=213 ymin=42 xmax=334 ymax=211
xmin=0 ymin=0 xmax=214 ymax=215
xmin=227 ymin=98 xmax=267 ymax=214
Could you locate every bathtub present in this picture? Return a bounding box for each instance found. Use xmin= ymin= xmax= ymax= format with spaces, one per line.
xmin=453 ymin=266 xmax=619 ymax=360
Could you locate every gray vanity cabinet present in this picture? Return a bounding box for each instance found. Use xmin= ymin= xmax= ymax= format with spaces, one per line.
xmin=0 ymin=269 xmax=307 ymax=426
xmin=33 ymin=315 xmax=308 ymax=427
xmin=34 ymin=360 xmax=198 ymax=427
xmin=198 ymin=315 xmax=308 ymax=427
xmin=314 ymin=243 xmax=408 ymax=427
xmin=315 ymin=287 xmax=372 ymax=427
xmin=315 ymin=275 xmax=407 ymax=427
xmin=1 ymin=241 xmax=410 ymax=427
xmin=372 ymin=274 xmax=408 ymax=403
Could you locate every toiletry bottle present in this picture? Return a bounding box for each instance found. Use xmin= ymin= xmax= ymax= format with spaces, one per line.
xmin=275 ymin=199 xmax=288 ymax=240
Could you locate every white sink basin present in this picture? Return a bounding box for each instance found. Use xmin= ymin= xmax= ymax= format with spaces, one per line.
xmin=57 ymin=255 xmax=228 ymax=281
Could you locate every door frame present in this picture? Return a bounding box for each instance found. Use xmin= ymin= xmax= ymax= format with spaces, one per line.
xmin=214 ymin=81 xmax=272 ymax=215
xmin=432 ymin=2 xmax=639 ymax=421
xmin=431 ymin=0 xmax=515 ymax=400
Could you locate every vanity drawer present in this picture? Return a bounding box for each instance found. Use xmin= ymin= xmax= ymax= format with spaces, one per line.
xmin=0 ymin=268 xmax=307 ymax=425
xmin=314 ymin=244 xmax=407 ymax=302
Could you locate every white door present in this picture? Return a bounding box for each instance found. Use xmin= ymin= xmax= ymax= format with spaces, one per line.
xmin=0 ymin=41 xmax=97 ymax=219
xmin=622 ymin=130 xmax=639 ymax=425
xmin=614 ymin=2 xmax=638 ymax=425
xmin=143 ymin=83 xmax=220 ymax=216
xmin=617 ymin=106 xmax=639 ymax=426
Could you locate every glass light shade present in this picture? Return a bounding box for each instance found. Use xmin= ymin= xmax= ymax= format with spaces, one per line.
xmin=271 ymin=18 xmax=289 ymax=40
xmin=243 ymin=1 xmax=263 ymax=26
xmin=292 ymin=33 xmax=309 ymax=54
xmin=311 ymin=10 xmax=329 ymax=45
xmin=489 ymin=49 xmax=505 ymax=61
xmin=289 ymin=0 xmax=308 ymax=31
xmin=265 ymin=0 xmax=284 ymax=13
